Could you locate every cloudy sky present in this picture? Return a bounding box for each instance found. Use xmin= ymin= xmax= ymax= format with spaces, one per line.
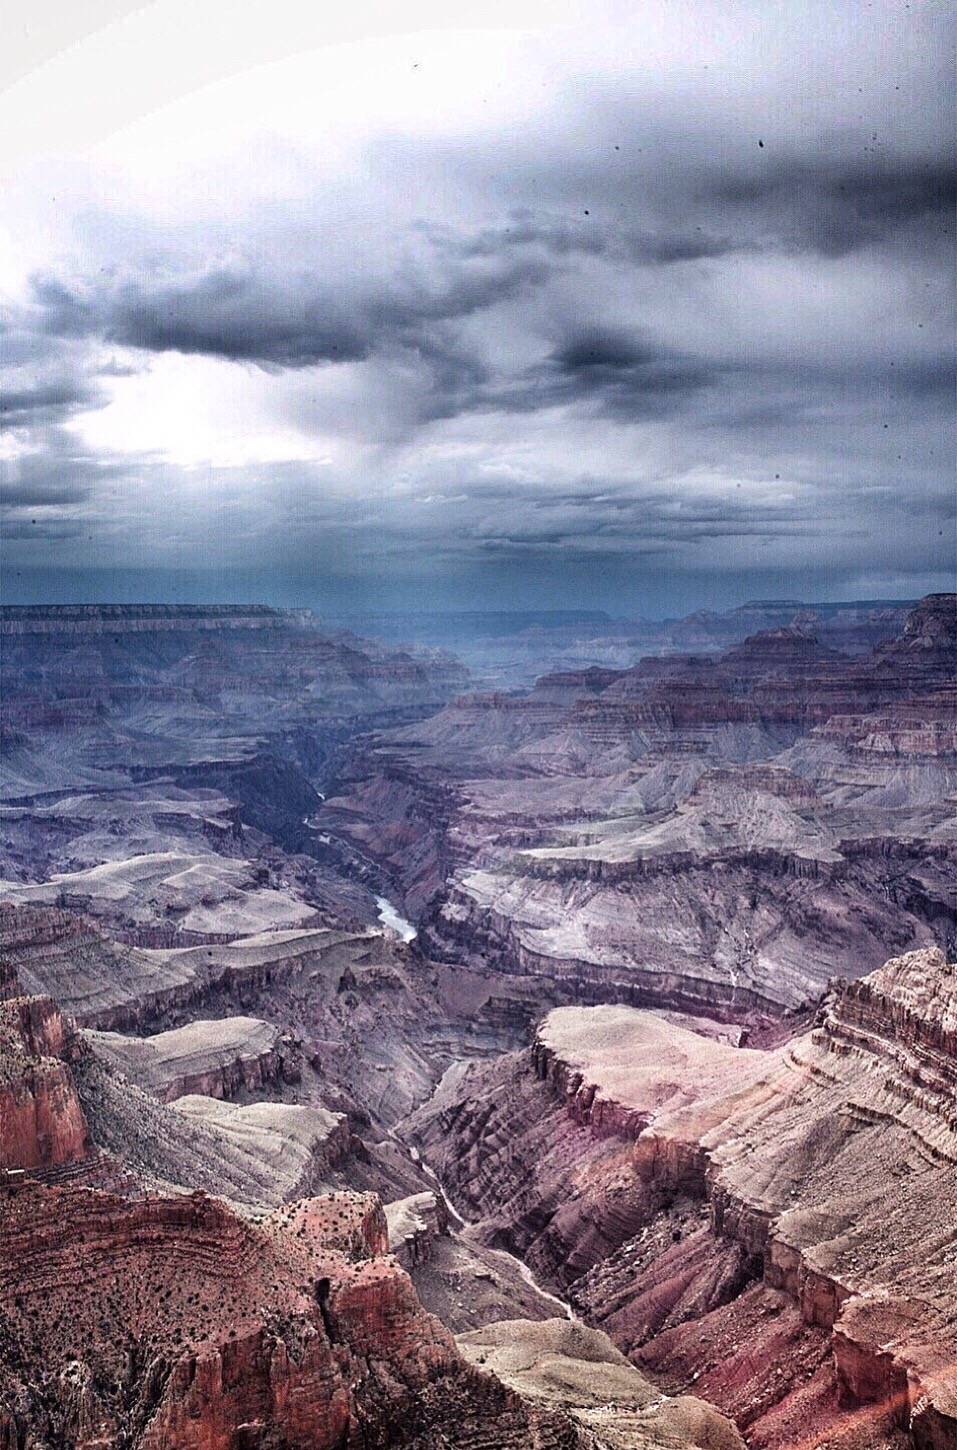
xmin=1 ymin=0 xmax=953 ymax=615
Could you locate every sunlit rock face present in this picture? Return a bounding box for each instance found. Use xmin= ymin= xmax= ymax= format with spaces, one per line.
xmin=0 ymin=1181 xmax=482 ymax=1449
xmin=408 ymin=947 xmax=957 ymax=1449
xmin=0 ymin=980 xmax=748 ymax=1450
xmin=0 ymin=1171 xmax=750 ymax=1449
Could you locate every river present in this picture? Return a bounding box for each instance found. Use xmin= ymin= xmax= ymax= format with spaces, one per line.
xmin=375 ymin=895 xmax=417 ymax=943
xmin=405 ymin=1143 xmax=576 ymax=1321
xmin=313 ymin=842 xmax=569 ymax=1317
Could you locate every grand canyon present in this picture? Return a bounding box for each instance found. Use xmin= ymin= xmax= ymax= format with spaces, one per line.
xmin=0 ymin=594 xmax=954 ymax=1448
xmin=2 ymin=2 xmax=953 ymax=1445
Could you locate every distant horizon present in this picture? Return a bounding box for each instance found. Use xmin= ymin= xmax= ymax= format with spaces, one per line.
xmin=0 ymin=585 xmax=927 ymax=627
xmin=1 ymin=562 xmax=950 ymax=624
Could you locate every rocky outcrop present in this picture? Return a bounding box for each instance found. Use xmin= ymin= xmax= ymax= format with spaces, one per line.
xmin=318 ymin=759 xmax=460 ymax=917
xmin=85 ymin=1016 xmax=299 ymax=1103
xmin=0 ymin=909 xmax=422 ymax=1046
xmin=0 ymin=605 xmax=467 ymax=724
xmin=171 ymin=1096 xmax=351 ymax=1196
xmin=0 ymin=989 xmax=758 ymax=1449
xmin=408 ymin=949 xmax=957 ymax=1447
xmin=0 ymin=904 xmax=203 ymax=1028
xmin=0 ymin=1181 xmax=523 ymax=1448
xmin=342 ymin=600 xmax=912 ymax=689
xmin=872 ymin=592 xmax=956 ymax=671
xmin=0 ymin=993 xmax=89 ymax=1171
xmin=815 ymin=698 xmax=957 ymax=758
xmin=0 ymin=968 xmax=484 ymax=1212
xmin=0 ymin=1173 xmax=745 ymax=1449
xmin=387 ymin=1190 xmax=451 ymax=1269
xmin=2 ymin=906 xmax=548 ymax=1162
xmin=0 ymin=605 xmax=468 ymax=899
xmin=0 ymin=604 xmax=295 ymax=637
xmin=0 ymin=850 xmax=328 ymax=943
xmin=422 ymin=834 xmax=941 ymax=1018
xmin=457 ymin=1318 xmax=746 ymax=1449
xmin=0 ymin=958 xmax=19 ymax=1002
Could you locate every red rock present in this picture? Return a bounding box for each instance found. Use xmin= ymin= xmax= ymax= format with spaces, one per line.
xmin=0 ymin=994 xmax=89 ymax=1171
xmin=0 ymin=1180 xmax=590 ymax=1447
xmin=411 ymin=948 xmax=957 ymax=1447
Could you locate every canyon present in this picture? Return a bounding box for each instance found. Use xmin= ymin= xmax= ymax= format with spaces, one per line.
xmin=407 ymin=947 xmax=957 ymax=1448
xmin=320 ymin=594 xmax=956 ymax=1024
xmin=0 ymin=595 xmax=954 ymax=1448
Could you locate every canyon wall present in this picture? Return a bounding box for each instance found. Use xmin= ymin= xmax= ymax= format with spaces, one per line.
xmin=0 ymin=987 xmax=89 ymax=1172
xmin=408 ymin=948 xmax=957 ymax=1449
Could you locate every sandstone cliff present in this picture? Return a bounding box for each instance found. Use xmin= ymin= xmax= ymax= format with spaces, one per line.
xmin=0 ymin=1180 xmax=581 ymax=1448
xmin=0 ymin=1156 xmax=746 ymax=1447
xmin=85 ymin=1016 xmax=299 ymax=1103
xmin=407 ymin=948 xmax=957 ymax=1449
xmin=0 ymin=989 xmax=89 ymax=1172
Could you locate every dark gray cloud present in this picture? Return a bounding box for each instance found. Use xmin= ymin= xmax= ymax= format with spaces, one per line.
xmin=0 ymin=376 xmax=99 ymax=423
xmin=32 ymin=269 xmax=370 ymax=366
xmin=701 ymin=158 xmax=956 ymax=258
xmin=0 ymin=429 xmax=123 ymax=514
xmin=1 ymin=516 xmax=88 ymax=540
xmin=507 ymin=329 xmax=720 ymax=419
xmin=0 ymin=314 xmax=105 ymax=426
xmin=2 ymin=0 xmax=954 ymax=611
xmin=31 ymin=246 xmax=550 ymax=370
xmin=2 ymin=479 xmax=90 ymax=507
xmin=430 ymin=211 xmax=736 ymax=266
xmin=408 ymin=326 xmax=726 ymax=423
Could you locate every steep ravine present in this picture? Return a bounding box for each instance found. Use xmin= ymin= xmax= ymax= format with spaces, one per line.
xmin=404 ymin=959 xmax=957 ymax=1449
xmin=399 ymin=1137 xmax=578 ymax=1323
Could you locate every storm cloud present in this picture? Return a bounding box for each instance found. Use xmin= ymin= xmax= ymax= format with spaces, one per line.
xmin=1 ymin=0 xmax=953 ymax=613
xmin=29 ymin=241 xmax=551 ymax=371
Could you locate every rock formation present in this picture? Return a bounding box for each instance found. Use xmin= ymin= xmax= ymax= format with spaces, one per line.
xmin=2 ymin=593 xmax=954 ymax=1447
xmin=457 ymin=1318 xmax=746 ymax=1450
xmin=0 ymin=993 xmax=744 ymax=1449
xmin=0 ymin=977 xmax=90 ymax=1173
xmin=171 ymin=1097 xmax=350 ymax=1196
xmin=320 ymin=596 xmax=956 ymax=1022
xmin=387 ymin=1190 xmax=451 ymax=1268
xmin=85 ymin=1016 xmax=298 ymax=1102
xmin=407 ymin=947 xmax=957 ymax=1448
xmin=0 ymin=1178 xmax=577 ymax=1449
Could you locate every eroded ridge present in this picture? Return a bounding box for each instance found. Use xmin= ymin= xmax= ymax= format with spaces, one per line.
xmin=410 ymin=948 xmax=957 ymax=1449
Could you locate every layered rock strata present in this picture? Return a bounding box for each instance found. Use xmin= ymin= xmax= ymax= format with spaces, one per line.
xmin=322 ymin=597 xmax=956 ymax=1021
xmin=85 ymin=1016 xmax=298 ymax=1103
xmin=408 ymin=949 xmax=957 ymax=1448
xmin=170 ymin=1097 xmax=350 ymax=1195
xmin=0 ymin=1180 xmax=581 ymax=1449
xmin=0 ymin=972 xmax=748 ymax=1447
xmin=0 ymin=987 xmax=89 ymax=1171
xmin=0 ymin=1014 xmax=746 ymax=1449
